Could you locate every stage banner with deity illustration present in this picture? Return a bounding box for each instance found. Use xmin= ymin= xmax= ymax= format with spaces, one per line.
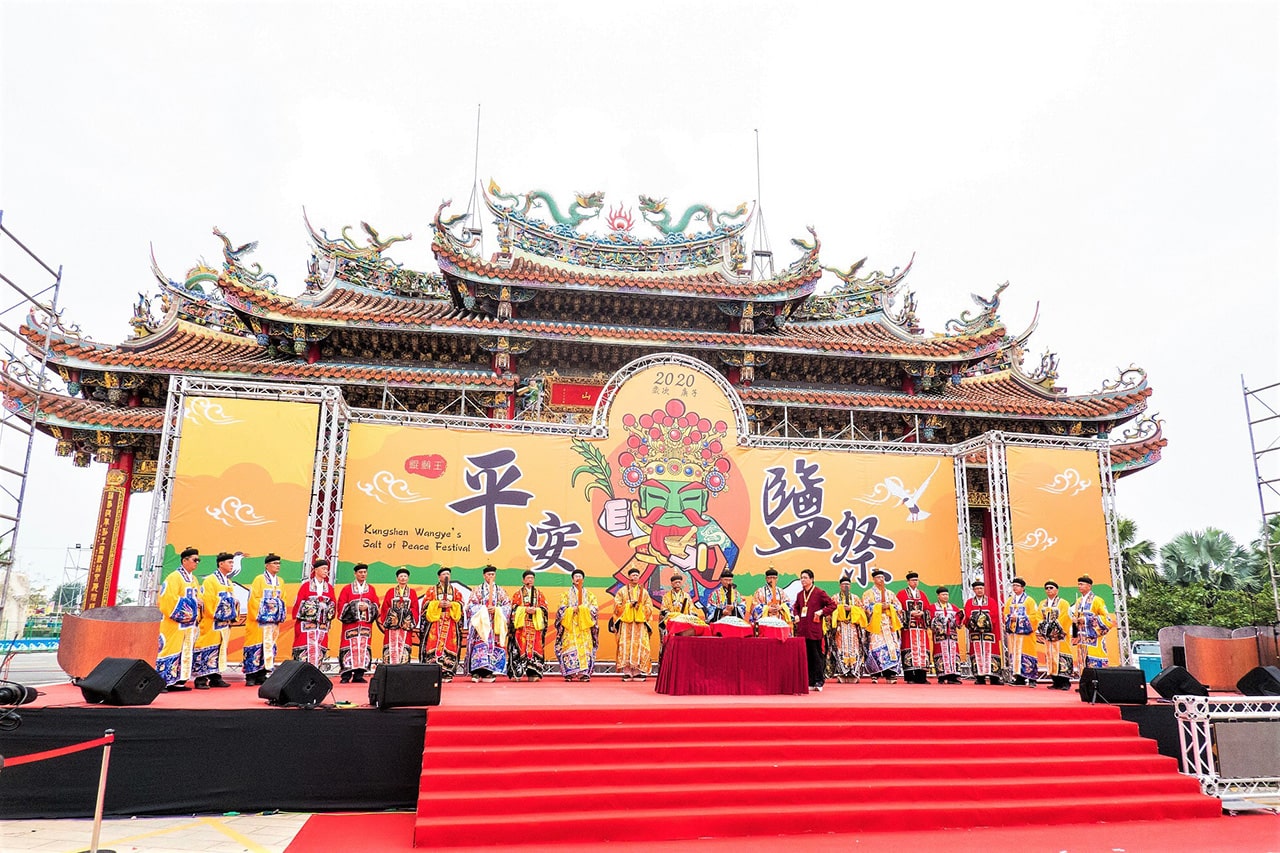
xmin=338 ymin=360 xmax=963 ymax=609
xmin=164 ymin=397 xmax=320 ymax=574
xmin=1006 ymin=445 xmax=1119 ymax=665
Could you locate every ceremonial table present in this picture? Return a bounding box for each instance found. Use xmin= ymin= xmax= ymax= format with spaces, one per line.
xmin=655 ymin=635 xmax=808 ymax=695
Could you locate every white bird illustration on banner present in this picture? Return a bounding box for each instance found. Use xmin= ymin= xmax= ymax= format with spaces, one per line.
xmin=860 ymin=460 xmax=941 ymax=522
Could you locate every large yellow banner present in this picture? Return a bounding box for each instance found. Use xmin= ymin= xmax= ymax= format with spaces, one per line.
xmin=1006 ymin=445 xmax=1119 ymax=664
xmin=165 ymin=397 xmax=320 ymax=572
xmin=339 ymin=362 xmax=962 ymax=602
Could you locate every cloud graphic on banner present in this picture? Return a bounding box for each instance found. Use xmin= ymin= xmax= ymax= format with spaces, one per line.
xmin=859 ymin=460 xmax=940 ymax=522
xmin=206 ymin=496 xmax=274 ymax=527
xmin=1038 ymin=468 xmax=1091 ymax=496
xmin=1014 ymin=527 xmax=1058 ymax=551
xmin=184 ymin=399 xmax=244 ymax=427
xmin=356 ymin=470 xmax=431 ymax=504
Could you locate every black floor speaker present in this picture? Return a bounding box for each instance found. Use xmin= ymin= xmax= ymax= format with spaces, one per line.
xmin=1237 ymin=665 xmax=1280 ymax=696
xmin=258 ymin=660 xmax=332 ymax=706
xmin=78 ymin=658 xmax=164 ymax=706
xmin=368 ymin=663 xmax=442 ymax=709
xmin=1079 ymin=666 xmax=1147 ymax=704
xmin=1150 ymin=664 xmax=1209 ymax=699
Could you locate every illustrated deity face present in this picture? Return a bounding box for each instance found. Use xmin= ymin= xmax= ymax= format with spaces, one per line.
xmin=639 ymin=480 xmax=710 ymax=529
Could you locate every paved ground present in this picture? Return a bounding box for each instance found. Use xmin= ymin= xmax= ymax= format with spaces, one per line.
xmin=0 ymin=813 xmax=310 ymax=852
xmin=4 ymin=652 xmax=67 ymax=686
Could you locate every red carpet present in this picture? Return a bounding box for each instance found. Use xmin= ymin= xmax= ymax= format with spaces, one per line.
xmin=290 ymin=812 xmax=1277 ymax=853
xmin=413 ymin=694 xmax=1221 ymax=847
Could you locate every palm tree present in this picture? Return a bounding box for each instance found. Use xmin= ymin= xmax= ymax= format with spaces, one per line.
xmin=1117 ymin=516 xmax=1159 ymax=595
xmin=1159 ymin=528 xmax=1258 ymax=607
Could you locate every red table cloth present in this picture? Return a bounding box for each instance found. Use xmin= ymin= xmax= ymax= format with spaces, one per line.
xmin=709 ymin=621 xmax=753 ymax=639
xmin=655 ymin=635 xmax=809 ymax=695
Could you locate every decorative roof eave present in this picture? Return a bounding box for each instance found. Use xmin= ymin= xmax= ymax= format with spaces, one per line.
xmin=741 ymin=374 xmax=1150 ymax=422
xmin=1110 ymin=415 xmax=1166 ymax=476
xmin=219 ymin=276 xmax=459 ymax=325
xmin=955 ymin=369 xmax=1150 ymax=422
xmin=433 ymin=239 xmax=821 ymax=302
xmin=0 ymin=374 xmax=163 ymax=434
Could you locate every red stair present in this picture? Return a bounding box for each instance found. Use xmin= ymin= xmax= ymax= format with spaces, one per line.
xmin=413 ymin=702 xmax=1219 ymax=847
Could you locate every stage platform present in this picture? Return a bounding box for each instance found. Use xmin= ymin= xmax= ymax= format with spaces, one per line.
xmin=3 ymin=672 xmax=1218 ymax=842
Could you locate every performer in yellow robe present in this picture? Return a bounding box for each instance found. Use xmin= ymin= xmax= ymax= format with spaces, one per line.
xmin=1070 ymin=574 xmax=1113 ymax=671
xmin=193 ymin=552 xmax=240 ymax=689
xmin=1002 ymin=577 xmax=1040 ymax=686
xmin=1036 ymin=580 xmax=1074 ymax=690
xmin=509 ymin=570 xmax=549 ymax=681
xmin=826 ymin=575 xmax=868 ymax=682
xmin=612 ymin=567 xmax=654 ymax=681
xmin=243 ymin=553 xmax=289 ymax=686
xmin=862 ymin=569 xmax=903 ymax=683
xmin=156 ymin=547 xmax=204 ymax=688
xmin=658 ymin=572 xmax=706 ymax=665
xmin=751 ymin=567 xmax=794 ymax=636
xmin=555 ymin=568 xmax=599 ymax=681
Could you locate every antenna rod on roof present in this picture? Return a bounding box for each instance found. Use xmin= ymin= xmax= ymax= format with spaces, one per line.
xmin=754 ymin=128 xmax=763 ymax=210
xmin=472 ymin=103 xmax=482 ymax=194
xmin=463 ymin=103 xmax=485 ymax=256
xmin=750 ymin=128 xmax=774 ymax=281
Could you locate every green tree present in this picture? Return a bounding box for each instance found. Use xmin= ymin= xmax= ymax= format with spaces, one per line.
xmin=1117 ymin=516 xmax=1159 ymax=595
xmin=1158 ymin=528 xmax=1258 ymax=603
xmin=52 ymin=581 xmax=85 ymax=612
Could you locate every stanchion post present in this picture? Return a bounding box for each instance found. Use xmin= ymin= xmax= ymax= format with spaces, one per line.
xmin=88 ymin=728 xmax=115 ymax=853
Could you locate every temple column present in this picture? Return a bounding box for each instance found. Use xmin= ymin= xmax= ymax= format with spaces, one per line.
xmin=83 ymin=450 xmax=134 ymax=610
xmin=979 ymin=508 xmax=999 ymax=602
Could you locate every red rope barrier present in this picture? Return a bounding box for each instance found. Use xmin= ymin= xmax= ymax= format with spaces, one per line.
xmin=5 ymin=733 xmax=115 ymax=767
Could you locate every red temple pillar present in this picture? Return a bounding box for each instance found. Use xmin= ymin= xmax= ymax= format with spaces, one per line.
xmin=83 ymin=450 xmax=135 ymax=610
xmin=980 ymin=508 xmax=999 ymax=602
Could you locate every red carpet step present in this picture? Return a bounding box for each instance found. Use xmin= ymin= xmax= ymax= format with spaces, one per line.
xmin=414 ymin=701 xmax=1219 ymax=847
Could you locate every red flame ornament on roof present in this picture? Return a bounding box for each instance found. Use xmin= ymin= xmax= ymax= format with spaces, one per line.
xmin=606 ymin=204 xmax=635 ymax=233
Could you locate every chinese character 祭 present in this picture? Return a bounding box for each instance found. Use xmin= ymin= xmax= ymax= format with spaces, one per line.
xmin=573 ymin=399 xmax=739 ymax=604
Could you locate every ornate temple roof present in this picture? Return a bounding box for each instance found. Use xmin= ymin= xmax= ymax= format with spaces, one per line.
xmin=1109 ymin=416 xmax=1166 ymax=476
xmin=1 ymin=372 xmax=163 ymax=433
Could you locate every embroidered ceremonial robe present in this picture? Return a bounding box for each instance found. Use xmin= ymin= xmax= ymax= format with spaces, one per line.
xmin=825 ymin=590 xmax=868 ymax=679
xmin=1070 ymin=592 xmax=1112 ymax=669
xmin=612 ymin=584 xmax=654 ymax=676
xmin=508 ymin=585 xmax=549 ymax=679
xmin=658 ymin=589 xmax=705 ymax=660
xmin=963 ymin=595 xmax=1001 ymax=678
xmin=291 ymin=578 xmax=336 ymax=666
xmin=555 ymin=586 xmax=599 ymax=678
xmin=1037 ymin=596 xmax=1074 ymax=678
xmin=193 ymin=571 xmax=239 ymax=679
xmin=927 ymin=601 xmax=963 ymax=678
xmin=706 ymin=584 xmax=748 ymax=623
xmin=862 ymin=588 xmax=903 ymax=676
xmin=419 ymin=582 xmax=464 ymax=676
xmin=897 ymin=587 xmax=933 ymax=674
xmin=337 ymin=581 xmax=380 ymax=674
xmin=465 ymin=582 xmax=511 ymax=676
xmin=751 ymin=584 xmax=794 ymax=635
xmin=1003 ymin=592 xmax=1041 ymax=679
xmin=380 ymin=584 xmax=420 ymax=665
xmin=244 ymin=571 xmax=288 ymax=676
xmin=156 ymin=568 xmax=203 ymax=685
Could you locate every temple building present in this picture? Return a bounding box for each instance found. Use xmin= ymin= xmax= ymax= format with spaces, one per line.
xmin=0 ymin=183 xmax=1165 ymax=608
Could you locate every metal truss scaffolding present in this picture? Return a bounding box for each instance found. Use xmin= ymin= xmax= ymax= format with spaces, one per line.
xmin=0 ymin=213 xmax=63 ymax=637
xmin=1176 ymin=693 xmax=1280 ymax=807
xmin=1242 ymin=376 xmax=1280 ymax=622
xmin=139 ymin=377 xmax=347 ymax=605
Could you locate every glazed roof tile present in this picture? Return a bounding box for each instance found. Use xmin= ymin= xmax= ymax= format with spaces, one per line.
xmin=739 ymin=370 xmax=1150 ymax=421
xmin=1 ymin=375 xmax=163 ymax=432
xmin=22 ymin=321 xmax=513 ymax=390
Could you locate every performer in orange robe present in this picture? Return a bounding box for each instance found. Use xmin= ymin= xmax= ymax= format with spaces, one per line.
xmin=419 ymin=566 xmax=464 ymax=681
xmin=509 ymin=570 xmax=549 ymax=681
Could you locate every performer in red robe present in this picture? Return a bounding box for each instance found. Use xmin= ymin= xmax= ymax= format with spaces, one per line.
xmin=419 ymin=566 xmax=465 ymax=681
xmin=927 ymin=587 xmax=963 ymax=684
xmin=291 ymin=558 xmax=337 ymax=667
xmin=896 ymin=572 xmax=933 ymax=684
xmin=379 ymin=567 xmax=419 ymax=665
xmin=963 ymin=579 xmax=1002 ymax=684
xmin=336 ymin=563 xmax=380 ymax=683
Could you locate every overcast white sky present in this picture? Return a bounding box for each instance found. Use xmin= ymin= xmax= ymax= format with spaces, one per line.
xmin=1 ymin=1 xmax=1277 ymax=592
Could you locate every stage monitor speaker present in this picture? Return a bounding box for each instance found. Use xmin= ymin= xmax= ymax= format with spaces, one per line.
xmin=78 ymin=657 xmax=163 ymax=706
xmin=1079 ymin=666 xmax=1147 ymax=705
xmin=1150 ymin=664 xmax=1209 ymax=700
xmin=258 ymin=660 xmax=331 ymax=707
xmin=1236 ymin=665 xmax=1280 ymax=696
xmin=368 ymin=663 xmax=442 ymax=709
